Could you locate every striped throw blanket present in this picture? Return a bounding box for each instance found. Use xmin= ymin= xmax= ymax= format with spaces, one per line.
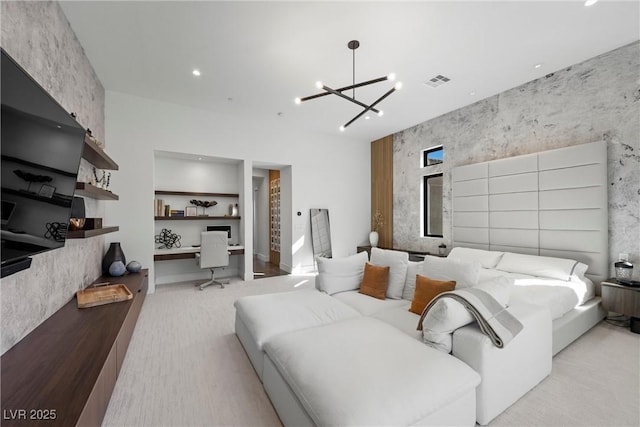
xmin=417 ymin=287 xmax=523 ymax=348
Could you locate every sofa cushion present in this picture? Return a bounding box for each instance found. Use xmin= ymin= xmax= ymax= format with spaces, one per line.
xmin=409 ymin=275 xmax=456 ymax=315
xmin=421 ymin=277 xmax=512 ymax=353
xmin=401 ymin=261 xmax=423 ymax=301
xmin=370 ymin=247 xmax=409 ymax=299
xmin=316 ymin=251 xmax=368 ymax=295
xmin=448 ymin=247 xmax=504 ymax=269
xmin=359 ymin=263 xmax=390 ymax=300
xmin=495 ymin=252 xmax=585 ymax=281
xmin=263 ymin=316 xmax=480 ymax=427
xmin=422 ymin=255 xmax=481 ymax=288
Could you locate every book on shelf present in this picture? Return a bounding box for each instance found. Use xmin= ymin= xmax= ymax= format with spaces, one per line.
xmin=169 ymin=209 xmax=184 ymax=217
xmin=154 ymin=199 xmax=166 ymax=217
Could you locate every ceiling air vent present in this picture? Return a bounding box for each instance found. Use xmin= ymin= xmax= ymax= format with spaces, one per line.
xmin=424 ymin=74 xmax=451 ymax=88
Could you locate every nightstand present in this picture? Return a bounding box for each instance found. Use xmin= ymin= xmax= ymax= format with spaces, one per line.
xmin=601 ymin=279 xmax=640 ymax=334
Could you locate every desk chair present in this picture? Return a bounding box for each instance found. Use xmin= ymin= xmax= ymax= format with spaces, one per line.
xmin=195 ymin=231 xmax=230 ymax=290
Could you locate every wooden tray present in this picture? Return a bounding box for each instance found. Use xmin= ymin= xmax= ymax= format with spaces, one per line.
xmin=76 ymin=284 xmax=133 ymax=308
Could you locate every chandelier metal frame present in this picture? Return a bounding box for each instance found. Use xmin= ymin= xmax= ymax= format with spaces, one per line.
xmin=295 ymin=40 xmax=401 ymax=131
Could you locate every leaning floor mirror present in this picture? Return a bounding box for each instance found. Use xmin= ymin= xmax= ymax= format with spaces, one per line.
xmin=310 ymin=208 xmax=332 ymax=259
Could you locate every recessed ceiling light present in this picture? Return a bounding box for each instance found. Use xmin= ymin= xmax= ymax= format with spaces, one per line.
xmin=470 ymin=91 xmax=476 ymax=96
xmin=192 ymin=69 xmax=201 ymax=76
xmin=365 ymin=116 xmax=370 ymax=120
xmin=584 ymin=0 xmax=598 ymax=6
xmin=197 ymin=157 xmax=202 ymax=161
xmin=534 ymin=63 xmax=543 ymax=69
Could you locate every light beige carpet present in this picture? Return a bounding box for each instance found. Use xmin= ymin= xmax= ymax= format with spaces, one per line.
xmin=103 ymin=276 xmax=640 ymax=427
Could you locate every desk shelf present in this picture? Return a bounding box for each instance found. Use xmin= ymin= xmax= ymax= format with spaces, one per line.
xmin=154 ymin=216 xmax=240 ymax=221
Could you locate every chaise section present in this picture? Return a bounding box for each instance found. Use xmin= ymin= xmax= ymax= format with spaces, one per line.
xmin=452 ymin=302 xmax=552 ymax=425
xmin=234 ymin=289 xmax=360 ymax=380
xmin=263 ymin=316 xmax=481 ymax=426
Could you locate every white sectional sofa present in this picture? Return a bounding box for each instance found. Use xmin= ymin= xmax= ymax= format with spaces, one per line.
xmin=234 ymin=247 xmax=605 ymax=426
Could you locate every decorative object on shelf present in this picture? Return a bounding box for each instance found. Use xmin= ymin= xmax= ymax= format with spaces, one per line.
xmin=294 ymin=40 xmax=402 ymax=131
xmin=126 ymin=260 xmax=142 ymax=273
xmin=13 ymin=169 xmax=52 ymax=192
xmin=190 ymin=199 xmax=217 ymax=216
xmin=185 ymin=205 xmax=197 ymax=217
xmin=38 ymin=184 xmax=56 ymax=198
xmin=86 ymin=128 xmax=105 ymax=149
xmin=155 ymin=228 xmax=182 ymax=249
xmin=92 ymin=166 xmax=111 ymax=190
xmin=108 ymin=261 xmax=126 ymax=277
xmin=45 ymin=222 xmax=67 ymax=242
xmin=369 ymin=210 xmax=384 ymax=247
xmin=229 ymin=203 xmax=239 ymax=216
xmin=102 ymin=242 xmax=126 ymax=275
xmin=69 ymin=197 xmax=86 ymax=231
xmin=369 ymin=231 xmax=379 ymax=248
xmin=438 ymin=243 xmax=447 ymax=257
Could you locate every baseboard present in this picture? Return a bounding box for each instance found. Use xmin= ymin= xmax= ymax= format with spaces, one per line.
xmin=256 ymin=253 xmax=269 ymax=262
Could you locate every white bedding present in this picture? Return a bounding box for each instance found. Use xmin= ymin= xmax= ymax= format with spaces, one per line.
xmin=478 ymin=268 xmax=594 ymax=320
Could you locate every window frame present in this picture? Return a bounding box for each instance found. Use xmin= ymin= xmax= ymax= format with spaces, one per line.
xmin=422 ymin=173 xmax=444 ymax=238
xmin=422 ymin=145 xmax=443 ymax=168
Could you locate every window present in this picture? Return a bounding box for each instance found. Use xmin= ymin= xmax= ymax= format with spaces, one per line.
xmin=423 ymin=146 xmax=443 ymax=167
xmin=423 ymin=174 xmax=443 ymax=237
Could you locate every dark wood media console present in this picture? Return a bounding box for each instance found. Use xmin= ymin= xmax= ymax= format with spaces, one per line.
xmin=1 ymin=269 xmax=148 ymax=426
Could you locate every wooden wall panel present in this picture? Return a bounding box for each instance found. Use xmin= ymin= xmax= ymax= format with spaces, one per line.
xmin=371 ymin=135 xmax=393 ymax=249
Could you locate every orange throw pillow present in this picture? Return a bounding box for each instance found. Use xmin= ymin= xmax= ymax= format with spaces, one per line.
xmin=409 ymin=274 xmax=456 ymax=315
xmin=359 ymin=262 xmax=390 ymax=300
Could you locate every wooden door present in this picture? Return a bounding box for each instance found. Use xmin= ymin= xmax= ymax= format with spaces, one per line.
xmin=269 ymin=170 xmax=280 ymax=267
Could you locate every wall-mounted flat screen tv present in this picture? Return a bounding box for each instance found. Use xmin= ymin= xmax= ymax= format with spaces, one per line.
xmin=1 ymin=49 xmax=86 ymax=278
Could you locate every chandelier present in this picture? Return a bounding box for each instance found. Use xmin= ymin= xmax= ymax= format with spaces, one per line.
xmin=295 ymin=40 xmax=402 ymax=132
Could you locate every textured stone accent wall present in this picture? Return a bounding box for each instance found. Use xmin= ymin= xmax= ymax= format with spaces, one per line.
xmin=1 ymin=1 xmax=106 ymax=353
xmin=393 ymin=42 xmax=639 ymax=279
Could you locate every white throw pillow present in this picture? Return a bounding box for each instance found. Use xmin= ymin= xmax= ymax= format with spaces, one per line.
xmin=370 ymin=248 xmax=409 ymax=299
xmin=316 ymin=251 xmax=368 ymax=295
xmin=496 ymin=252 xmax=583 ymax=281
xmin=447 ymin=247 xmax=504 ymax=269
xmin=401 ymin=261 xmax=423 ymax=301
xmin=421 ymin=276 xmax=512 ymax=353
xmin=422 ymin=255 xmax=481 ymax=289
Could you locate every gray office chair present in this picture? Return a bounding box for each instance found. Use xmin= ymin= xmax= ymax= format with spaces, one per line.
xmin=195 ymin=231 xmax=230 ymax=290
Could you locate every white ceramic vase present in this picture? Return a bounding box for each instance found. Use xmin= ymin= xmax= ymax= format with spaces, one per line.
xmin=369 ymin=231 xmax=379 ymax=247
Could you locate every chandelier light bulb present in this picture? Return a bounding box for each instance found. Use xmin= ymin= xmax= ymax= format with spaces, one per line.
xmin=192 ymin=69 xmax=201 ymax=76
xmin=294 ymin=97 xmax=301 ymax=105
xmin=377 ymin=110 xmax=384 ymax=117
xmin=315 ymin=81 xmax=323 ymax=89
xmin=394 ymin=81 xmax=403 ymax=90
xmin=339 ymin=125 xmax=345 ymax=132
xmin=387 ymin=73 xmax=396 ymax=81
xmin=584 ymin=0 xmax=598 ymax=6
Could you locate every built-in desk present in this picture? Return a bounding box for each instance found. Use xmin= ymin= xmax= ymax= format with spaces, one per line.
xmin=154 ymin=245 xmax=244 ymax=261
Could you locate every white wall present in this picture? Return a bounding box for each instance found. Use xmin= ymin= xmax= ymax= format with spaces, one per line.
xmin=105 ymin=91 xmax=371 ymax=292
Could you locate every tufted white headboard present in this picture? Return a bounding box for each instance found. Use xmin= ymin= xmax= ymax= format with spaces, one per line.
xmin=452 ymin=141 xmax=608 ymax=284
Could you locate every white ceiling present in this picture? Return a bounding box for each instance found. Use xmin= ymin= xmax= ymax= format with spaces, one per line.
xmin=59 ymin=1 xmax=640 ymax=142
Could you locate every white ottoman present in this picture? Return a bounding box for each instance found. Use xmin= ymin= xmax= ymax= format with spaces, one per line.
xmin=234 ymin=289 xmax=360 ymax=380
xmin=263 ymin=316 xmax=481 ymax=426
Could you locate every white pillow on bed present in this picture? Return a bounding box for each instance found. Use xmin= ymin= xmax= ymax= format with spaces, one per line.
xmin=401 ymin=261 xmax=423 ymax=301
xmin=422 ymin=255 xmax=481 ymax=288
xmin=496 ymin=252 xmax=586 ymax=281
xmin=369 ymin=248 xmax=409 ymax=299
xmin=316 ymin=251 xmax=368 ymax=295
xmin=421 ymin=277 xmax=512 ymax=353
xmin=447 ymin=247 xmax=504 ymax=269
